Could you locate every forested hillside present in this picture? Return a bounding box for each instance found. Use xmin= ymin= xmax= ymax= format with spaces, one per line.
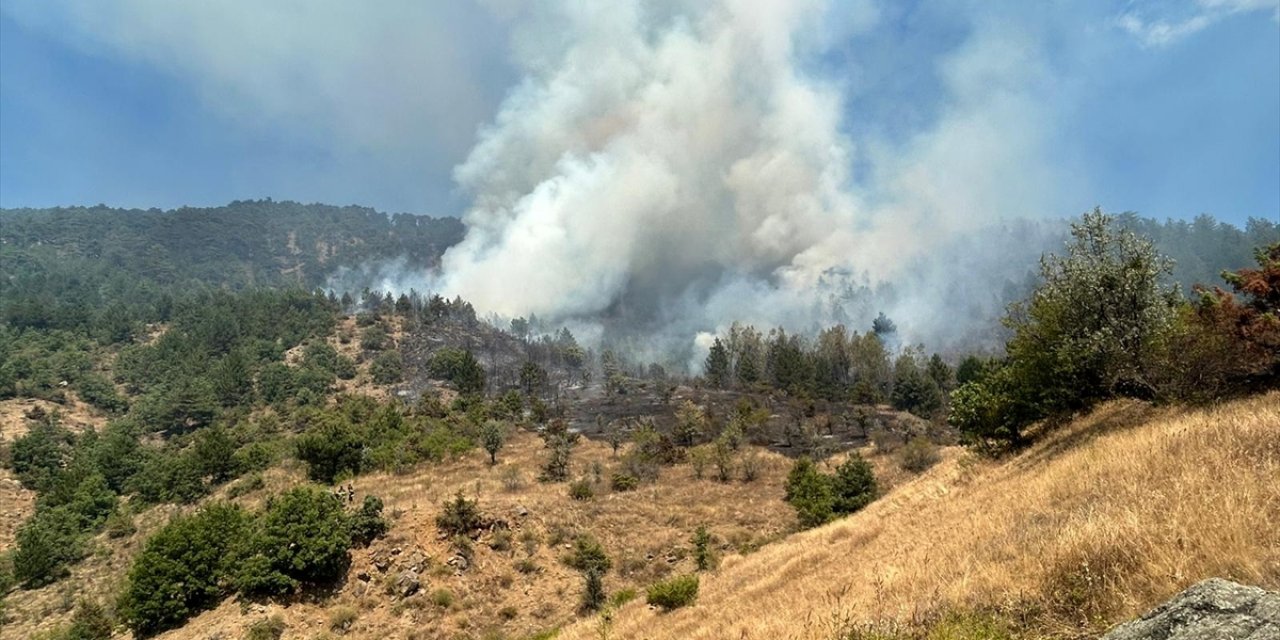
xmin=0 ymin=205 xmax=1275 ymax=640
xmin=0 ymin=200 xmax=462 ymax=332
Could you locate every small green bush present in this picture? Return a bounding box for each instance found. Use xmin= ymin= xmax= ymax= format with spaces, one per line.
xmin=645 ymin=574 xmax=698 ymax=610
xmin=430 ymin=588 xmax=455 ymax=608
xmin=348 ymin=495 xmax=389 ymax=546
xmin=609 ymin=473 xmax=638 ymax=492
xmin=436 ymin=491 xmax=484 ymax=536
xmin=568 ymin=478 xmax=594 ymax=501
xmin=244 ymin=615 xmax=287 ymax=640
xmin=898 ymin=438 xmax=941 ymax=473
xmin=328 ymin=605 xmax=358 ymax=633
xmin=370 ymin=351 xmax=404 ymax=385
xmin=565 ymin=535 xmax=611 ymax=575
xmin=581 ymin=569 xmax=606 ymax=612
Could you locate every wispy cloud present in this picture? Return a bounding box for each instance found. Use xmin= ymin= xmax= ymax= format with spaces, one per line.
xmin=1115 ymin=0 xmax=1279 ymax=47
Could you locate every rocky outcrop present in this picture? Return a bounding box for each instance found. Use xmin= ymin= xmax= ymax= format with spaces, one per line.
xmin=1102 ymin=578 xmax=1279 ymax=640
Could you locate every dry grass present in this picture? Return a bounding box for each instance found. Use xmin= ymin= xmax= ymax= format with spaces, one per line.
xmin=1 ymin=422 xmax=797 ymax=640
xmin=560 ymin=393 xmax=1280 ymax=640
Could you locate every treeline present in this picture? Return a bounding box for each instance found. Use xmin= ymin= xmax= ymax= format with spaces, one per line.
xmin=700 ymin=319 xmax=955 ymax=418
xmin=951 ymin=209 xmax=1279 ymax=448
xmin=0 ymin=199 xmax=463 ymax=290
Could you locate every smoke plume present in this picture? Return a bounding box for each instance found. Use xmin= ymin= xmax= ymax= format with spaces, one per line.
xmin=427 ymin=0 xmax=1069 ymax=364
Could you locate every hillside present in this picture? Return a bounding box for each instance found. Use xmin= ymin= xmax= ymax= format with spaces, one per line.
xmin=558 ymin=393 xmax=1280 ymax=639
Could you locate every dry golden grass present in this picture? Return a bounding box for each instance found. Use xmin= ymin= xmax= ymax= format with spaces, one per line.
xmin=561 ymin=393 xmax=1280 ymax=640
xmin=1 ymin=423 xmax=797 ymax=640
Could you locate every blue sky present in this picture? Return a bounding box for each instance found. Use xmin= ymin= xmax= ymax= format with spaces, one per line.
xmin=1 ymin=1 xmax=1277 ymax=226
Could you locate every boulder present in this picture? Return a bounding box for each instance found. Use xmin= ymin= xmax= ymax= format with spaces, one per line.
xmin=1102 ymin=578 xmax=1279 ymax=640
xmin=393 ymin=570 xmax=421 ymax=598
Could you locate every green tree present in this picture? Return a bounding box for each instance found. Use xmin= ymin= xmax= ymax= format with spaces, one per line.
xmin=704 ymin=338 xmax=730 ymax=388
xmin=783 ymin=457 xmax=834 ymax=529
xmin=429 ymin=348 xmax=486 ymax=395
xmin=295 ymin=417 xmax=364 ymax=484
xmin=830 ymin=454 xmax=877 ymax=514
xmin=370 ymin=350 xmax=404 ymax=385
xmin=236 ymin=487 xmax=352 ymax=594
xmin=118 ymin=503 xmax=251 ymax=637
xmin=480 ymin=420 xmax=507 ymax=465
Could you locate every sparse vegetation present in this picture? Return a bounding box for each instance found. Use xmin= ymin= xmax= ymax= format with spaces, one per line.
xmin=645 ymin=574 xmax=699 ymax=611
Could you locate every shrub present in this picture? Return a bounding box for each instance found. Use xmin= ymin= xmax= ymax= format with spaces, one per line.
xmin=235 ymin=487 xmax=352 ymax=594
xmin=430 ymin=588 xmax=455 ymax=608
xmin=370 ymin=351 xmax=404 ymax=385
xmin=227 ymin=472 xmax=266 ymax=498
xmin=128 ymin=451 xmax=206 ymax=505
xmin=64 ymin=600 xmax=114 ymax=640
xmin=540 ymin=434 xmax=575 ymax=482
xmin=565 ymin=535 xmax=611 ymax=575
xmin=118 ymin=503 xmax=251 ymax=637
xmin=105 ymin=507 xmax=136 ymax=539
xmin=244 ymin=615 xmax=287 ymax=640
xmin=610 ymin=473 xmax=639 ymax=492
xmin=898 ymin=438 xmax=941 ymax=473
xmin=568 ymin=478 xmax=594 ymax=501
xmin=360 ymin=325 xmax=389 ymax=351
xmin=645 ymin=574 xmax=698 ymax=610
xmin=784 ymin=459 xmax=834 ymax=529
xmin=481 ymin=420 xmax=507 ymax=465
xmin=501 ymin=466 xmax=525 ymax=492
xmin=295 ymin=418 xmax=364 ymax=484
xmin=348 ymin=495 xmax=389 ymax=546
xmin=692 ymin=526 xmax=713 ymax=571
xmin=13 ymin=507 xmax=83 ymax=587
xmin=436 ymin=491 xmax=484 ymax=536
xmin=428 ymin=348 xmax=486 ymax=395
xmin=328 ymin=606 xmax=358 ymax=633
xmin=739 ymin=451 xmax=762 ymax=483
xmin=831 ymin=454 xmax=877 ymax=515
xmin=581 ymin=569 xmax=606 ymax=612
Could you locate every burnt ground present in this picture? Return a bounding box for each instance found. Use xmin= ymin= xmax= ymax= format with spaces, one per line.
xmin=392 ymin=318 xmax=956 ymax=460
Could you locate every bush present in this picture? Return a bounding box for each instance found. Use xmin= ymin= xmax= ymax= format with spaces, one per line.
xmin=436 ymin=491 xmax=484 ymax=536
xmin=105 ymin=507 xmax=136 ymax=539
xmin=646 ymin=574 xmax=699 ymax=610
xmin=328 ymin=605 xmax=358 ymax=633
xmin=565 ymin=535 xmax=611 ymax=575
xmin=244 ymin=615 xmax=287 ymax=640
xmin=118 ymin=503 xmax=251 ymax=637
xmin=370 ymin=351 xmax=404 ymax=385
xmin=898 ymin=438 xmax=941 ymax=473
xmin=235 ymin=487 xmax=352 ymax=594
xmin=360 ymin=325 xmax=389 ymax=351
xmin=692 ymin=526 xmax=713 ymax=571
xmin=428 ymin=348 xmax=486 ymax=395
xmin=63 ymin=600 xmax=114 ymax=640
xmin=610 ymin=472 xmax=639 ymax=492
xmin=227 ymin=472 xmax=266 ymax=498
xmin=348 ymin=495 xmax=389 ymax=546
xmin=295 ymin=417 xmax=364 ymax=484
xmin=568 ymin=478 xmax=594 ymax=501
xmin=581 ymin=569 xmax=606 ymax=613
xmin=13 ymin=507 xmax=83 ymax=587
xmin=784 ymin=458 xmax=834 ymax=529
xmin=430 ymin=588 xmax=455 ymax=608
xmin=830 ymin=454 xmax=877 ymax=515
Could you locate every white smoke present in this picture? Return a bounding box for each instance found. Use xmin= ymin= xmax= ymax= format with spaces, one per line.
xmin=429 ymin=0 xmax=1071 ymax=362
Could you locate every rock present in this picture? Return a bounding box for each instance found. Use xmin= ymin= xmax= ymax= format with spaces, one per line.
xmin=405 ymin=550 xmax=428 ymax=573
xmin=514 ymin=504 xmax=529 ymax=517
xmin=356 ymin=570 xmax=371 ymax=582
xmin=372 ymin=551 xmax=392 ymax=572
xmin=1102 ymin=578 xmax=1279 ymax=640
xmin=446 ymin=554 xmax=470 ymax=572
xmin=393 ymin=570 xmax=421 ymax=598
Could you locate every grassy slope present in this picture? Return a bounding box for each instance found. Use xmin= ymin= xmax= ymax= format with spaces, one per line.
xmin=563 ymin=393 xmax=1280 ymax=639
